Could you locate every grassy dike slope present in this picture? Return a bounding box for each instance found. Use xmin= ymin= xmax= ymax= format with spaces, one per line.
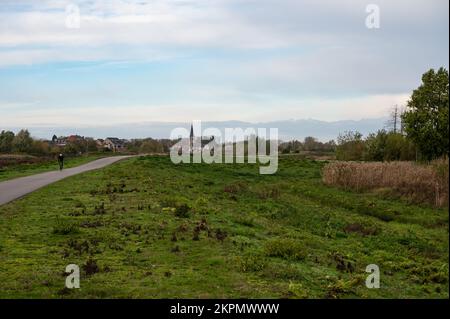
xmin=0 ymin=156 xmax=448 ymax=298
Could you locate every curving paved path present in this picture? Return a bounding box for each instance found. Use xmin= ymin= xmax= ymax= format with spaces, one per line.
xmin=0 ymin=156 xmax=134 ymax=206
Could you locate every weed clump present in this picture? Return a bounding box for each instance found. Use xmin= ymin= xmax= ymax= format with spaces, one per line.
xmin=264 ymin=238 xmax=307 ymax=261
xmin=215 ymin=228 xmax=228 ymax=242
xmin=80 ymin=220 xmax=104 ymax=228
xmin=330 ymin=252 xmax=355 ymax=273
xmin=120 ymin=222 xmax=142 ymax=235
xmin=57 ymin=287 xmax=73 ymax=296
xmin=325 ymin=277 xmax=362 ymax=299
xmin=82 ymin=258 xmax=100 ymax=276
xmin=408 ymin=264 xmax=449 ymax=284
xmin=52 ymin=218 xmax=79 ymax=235
xmin=177 ymin=223 xmax=189 ymax=232
xmin=93 ymin=202 xmax=107 ymax=215
xmin=192 ymin=219 xmax=210 ymax=241
xmin=171 ymin=245 xmax=181 ymax=253
xmin=223 ymin=181 xmax=248 ymax=194
xmin=258 ymin=187 xmax=280 ymax=199
xmin=174 ymin=203 xmax=191 ymax=218
xmin=238 ymin=253 xmax=267 ymax=272
xmin=192 ymin=228 xmax=200 ymax=241
xmin=67 ymin=239 xmax=90 ymax=255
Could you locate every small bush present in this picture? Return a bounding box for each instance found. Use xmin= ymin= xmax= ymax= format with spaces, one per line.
xmin=238 ymin=253 xmax=267 ymax=272
xmin=264 ymin=238 xmax=307 ymax=261
xmin=159 ymin=197 xmax=192 ymax=218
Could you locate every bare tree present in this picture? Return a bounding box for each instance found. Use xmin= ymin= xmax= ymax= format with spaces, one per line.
xmin=385 ymin=105 xmax=405 ymax=134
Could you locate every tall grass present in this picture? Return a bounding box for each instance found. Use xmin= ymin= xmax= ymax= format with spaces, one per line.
xmin=322 ymin=159 xmax=449 ymax=208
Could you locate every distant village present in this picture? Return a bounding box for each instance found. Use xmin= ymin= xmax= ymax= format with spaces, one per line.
xmin=1 ymin=128 xmax=177 ymax=160
xmin=2 ymin=126 xmax=337 ymax=157
xmin=51 ymin=135 xmax=128 ymax=152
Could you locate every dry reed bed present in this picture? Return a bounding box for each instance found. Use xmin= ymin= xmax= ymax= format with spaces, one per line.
xmin=322 ymin=159 xmax=449 ymax=208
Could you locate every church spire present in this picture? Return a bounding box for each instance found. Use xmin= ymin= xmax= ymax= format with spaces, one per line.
xmin=189 ymin=123 xmax=194 ymax=155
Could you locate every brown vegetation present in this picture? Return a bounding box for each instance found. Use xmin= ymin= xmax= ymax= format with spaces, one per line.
xmin=322 ymin=159 xmax=449 ymax=207
xmin=0 ymin=154 xmax=48 ymax=168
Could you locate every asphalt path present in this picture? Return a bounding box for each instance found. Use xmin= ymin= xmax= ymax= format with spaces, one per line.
xmin=0 ymin=156 xmax=134 ymax=206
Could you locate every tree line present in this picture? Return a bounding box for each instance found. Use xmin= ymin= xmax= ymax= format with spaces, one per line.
xmin=279 ymin=137 xmax=336 ymax=154
xmin=0 ymin=130 xmax=177 ymax=157
xmin=336 ymin=67 xmax=448 ymax=162
xmin=0 ymin=129 xmax=51 ymax=155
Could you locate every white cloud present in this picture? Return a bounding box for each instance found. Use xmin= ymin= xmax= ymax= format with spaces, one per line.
xmin=0 ymin=0 xmax=447 ymax=125
xmin=2 ymin=0 xmax=446 ymax=59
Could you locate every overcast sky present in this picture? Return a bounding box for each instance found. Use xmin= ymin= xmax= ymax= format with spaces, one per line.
xmin=0 ymin=0 xmax=448 ymax=129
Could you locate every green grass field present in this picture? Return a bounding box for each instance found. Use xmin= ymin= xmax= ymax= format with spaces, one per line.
xmin=0 ymin=155 xmax=105 ymax=182
xmin=0 ymin=155 xmax=448 ymax=298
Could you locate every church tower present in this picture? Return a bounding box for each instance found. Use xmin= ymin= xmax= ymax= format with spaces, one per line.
xmin=190 ymin=123 xmax=194 ymax=154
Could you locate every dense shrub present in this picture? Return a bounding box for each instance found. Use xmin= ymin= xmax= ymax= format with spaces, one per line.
xmin=0 ymin=130 xmax=14 ymax=153
xmin=238 ymin=253 xmax=267 ymax=272
xmin=336 ymin=131 xmax=365 ymax=161
xmin=264 ymin=238 xmax=307 ymax=260
xmin=337 ymin=130 xmax=416 ymax=161
xmin=11 ymin=129 xmax=33 ymax=153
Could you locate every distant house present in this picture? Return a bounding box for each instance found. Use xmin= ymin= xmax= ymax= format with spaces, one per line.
xmin=51 ymin=134 xmax=84 ymax=147
xmin=53 ymin=136 xmax=67 ymax=147
xmin=104 ymin=137 xmax=127 ymax=152
xmin=96 ymin=139 xmax=104 ymax=148
xmin=67 ymin=135 xmax=83 ymax=143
